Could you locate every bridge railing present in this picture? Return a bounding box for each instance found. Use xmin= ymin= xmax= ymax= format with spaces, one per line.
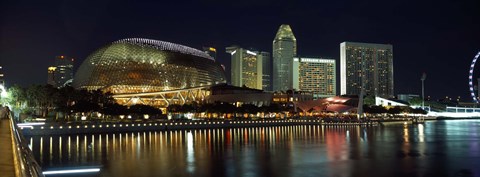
xmin=8 ymin=112 xmax=44 ymax=177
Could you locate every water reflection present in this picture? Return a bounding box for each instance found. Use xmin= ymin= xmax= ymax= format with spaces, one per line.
xmin=26 ymin=120 xmax=480 ymax=177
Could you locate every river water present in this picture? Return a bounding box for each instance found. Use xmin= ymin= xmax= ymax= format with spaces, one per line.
xmin=26 ymin=120 xmax=480 ymax=177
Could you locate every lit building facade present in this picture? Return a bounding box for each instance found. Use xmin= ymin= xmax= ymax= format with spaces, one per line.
xmin=0 ymin=65 xmax=4 ymax=86
xmin=206 ymin=84 xmax=273 ymax=107
xmin=293 ymin=57 xmax=336 ymax=99
xmin=259 ymin=52 xmax=271 ymax=91
xmin=55 ymin=56 xmax=74 ymax=87
xmin=273 ymin=24 xmax=297 ymax=91
xmin=73 ymin=38 xmax=227 ymax=107
xmin=226 ymin=46 xmax=268 ymax=90
xmin=340 ymin=42 xmax=394 ymax=98
xmin=47 ymin=66 xmax=56 ymax=86
xmin=272 ymin=90 xmax=313 ymax=104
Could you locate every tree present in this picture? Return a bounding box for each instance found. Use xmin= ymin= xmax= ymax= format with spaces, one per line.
xmin=26 ymin=84 xmax=57 ymax=117
xmin=266 ymin=103 xmax=283 ymax=113
xmin=364 ymin=95 xmax=375 ymax=106
xmin=129 ymin=104 xmax=163 ymax=116
xmin=387 ymin=106 xmax=411 ymax=115
xmin=240 ymin=104 xmax=259 ymax=115
xmin=101 ymin=103 xmax=129 ymax=116
xmin=364 ymin=105 xmax=387 ymax=114
xmin=6 ymin=85 xmax=26 ymax=110
xmin=412 ymin=108 xmax=427 ymax=114
xmin=408 ymin=97 xmax=423 ymax=106
xmin=167 ymin=104 xmax=183 ymax=113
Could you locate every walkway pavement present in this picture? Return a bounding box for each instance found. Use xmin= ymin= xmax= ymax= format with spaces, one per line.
xmin=0 ymin=119 xmax=16 ymax=177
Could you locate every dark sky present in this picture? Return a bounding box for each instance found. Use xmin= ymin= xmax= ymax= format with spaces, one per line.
xmin=1 ymin=0 xmax=479 ymax=101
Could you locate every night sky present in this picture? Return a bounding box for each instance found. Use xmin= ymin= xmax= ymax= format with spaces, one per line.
xmin=1 ymin=0 xmax=479 ymax=101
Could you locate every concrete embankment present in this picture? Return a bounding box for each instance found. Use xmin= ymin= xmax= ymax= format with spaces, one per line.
xmin=21 ymin=120 xmax=377 ymax=136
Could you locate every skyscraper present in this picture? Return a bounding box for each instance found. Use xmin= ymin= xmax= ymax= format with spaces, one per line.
xmin=259 ymin=52 xmax=271 ymax=91
xmin=273 ymin=24 xmax=297 ymax=91
xmin=226 ymin=46 xmax=268 ymax=90
xmin=47 ymin=66 xmax=56 ymax=86
xmin=340 ymin=42 xmax=394 ymax=98
xmin=293 ymin=57 xmax=336 ymax=99
xmin=203 ymin=47 xmax=217 ymax=61
xmin=48 ymin=56 xmax=74 ymax=87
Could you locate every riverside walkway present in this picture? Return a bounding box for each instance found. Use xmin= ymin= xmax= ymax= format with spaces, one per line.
xmin=0 ymin=108 xmax=44 ymax=177
xmin=0 ymin=118 xmax=16 ymax=177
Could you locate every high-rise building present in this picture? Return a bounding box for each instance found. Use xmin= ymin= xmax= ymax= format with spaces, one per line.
xmin=259 ymin=52 xmax=271 ymax=91
xmin=48 ymin=56 xmax=74 ymax=87
xmin=226 ymin=46 xmax=269 ymax=90
xmin=47 ymin=66 xmax=57 ymax=86
xmin=293 ymin=57 xmax=336 ymax=99
xmin=0 ymin=65 xmax=4 ymax=86
xmin=203 ymin=47 xmax=217 ymax=61
xmin=273 ymin=24 xmax=297 ymax=91
xmin=340 ymin=42 xmax=394 ymax=98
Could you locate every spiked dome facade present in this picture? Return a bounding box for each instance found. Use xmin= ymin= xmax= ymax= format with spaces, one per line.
xmin=73 ymin=38 xmax=227 ymax=107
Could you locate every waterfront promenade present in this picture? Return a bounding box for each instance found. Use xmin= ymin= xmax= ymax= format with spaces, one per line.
xmin=20 ymin=119 xmax=377 ymax=136
xmin=0 ymin=119 xmax=16 ymax=177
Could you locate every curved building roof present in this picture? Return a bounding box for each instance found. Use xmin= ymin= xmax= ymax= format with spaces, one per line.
xmin=72 ymin=38 xmax=226 ymax=94
xmin=115 ymin=38 xmax=214 ymax=60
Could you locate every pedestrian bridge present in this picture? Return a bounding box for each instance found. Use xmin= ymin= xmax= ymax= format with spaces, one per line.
xmin=427 ymin=106 xmax=480 ymax=118
xmin=0 ymin=110 xmax=43 ymax=177
xmin=0 ymin=118 xmax=16 ymax=177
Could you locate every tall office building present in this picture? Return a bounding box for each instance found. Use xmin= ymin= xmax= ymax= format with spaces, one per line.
xmin=340 ymin=42 xmax=394 ymax=98
xmin=203 ymin=47 xmax=217 ymax=61
xmin=259 ymin=52 xmax=271 ymax=91
xmin=293 ymin=57 xmax=336 ymax=99
xmin=47 ymin=66 xmax=57 ymax=86
xmin=226 ymin=46 xmax=269 ymax=90
xmin=48 ymin=56 xmax=74 ymax=87
xmin=273 ymin=24 xmax=296 ymax=91
xmin=0 ymin=65 xmax=4 ymax=86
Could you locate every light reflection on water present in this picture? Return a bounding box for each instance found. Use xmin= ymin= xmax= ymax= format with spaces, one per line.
xmin=27 ymin=120 xmax=480 ymax=177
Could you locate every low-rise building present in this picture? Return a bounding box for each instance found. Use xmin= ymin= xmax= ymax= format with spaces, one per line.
xmin=206 ymin=84 xmax=272 ymax=107
xmin=272 ymin=90 xmax=313 ymax=104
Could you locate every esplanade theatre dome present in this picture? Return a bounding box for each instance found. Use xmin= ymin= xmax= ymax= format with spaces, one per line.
xmin=73 ymin=38 xmax=226 ymax=106
xmin=73 ymin=38 xmax=226 ymax=94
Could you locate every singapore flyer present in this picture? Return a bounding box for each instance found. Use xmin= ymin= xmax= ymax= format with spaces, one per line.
xmin=469 ymin=51 xmax=480 ymax=103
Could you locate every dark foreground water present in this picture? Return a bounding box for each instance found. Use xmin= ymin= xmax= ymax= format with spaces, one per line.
xmin=26 ymin=120 xmax=480 ymax=177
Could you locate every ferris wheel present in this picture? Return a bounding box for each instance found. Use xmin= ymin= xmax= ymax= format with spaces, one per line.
xmin=469 ymin=51 xmax=480 ymax=103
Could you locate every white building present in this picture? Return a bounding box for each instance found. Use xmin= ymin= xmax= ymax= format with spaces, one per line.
xmin=375 ymin=97 xmax=407 ymax=106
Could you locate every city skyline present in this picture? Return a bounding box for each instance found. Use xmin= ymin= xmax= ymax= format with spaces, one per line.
xmin=1 ymin=0 xmax=479 ymax=100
